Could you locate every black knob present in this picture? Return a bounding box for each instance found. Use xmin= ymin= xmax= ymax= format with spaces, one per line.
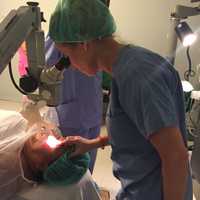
xmin=55 ymin=57 xmax=71 ymax=71
xmin=19 ymin=75 xmax=38 ymax=93
xmin=27 ymin=2 xmax=39 ymax=7
xmin=41 ymin=12 xmax=46 ymax=22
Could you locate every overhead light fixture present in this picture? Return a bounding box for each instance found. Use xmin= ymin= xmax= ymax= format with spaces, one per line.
xmin=181 ymin=80 xmax=194 ymax=92
xmin=175 ymin=21 xmax=197 ymax=47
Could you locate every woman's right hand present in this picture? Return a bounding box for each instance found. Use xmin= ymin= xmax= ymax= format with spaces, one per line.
xmin=60 ymin=136 xmax=98 ymax=157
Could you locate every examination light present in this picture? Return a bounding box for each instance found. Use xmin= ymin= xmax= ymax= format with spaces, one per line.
xmin=46 ymin=135 xmax=61 ymax=149
xmin=181 ymin=80 xmax=194 ymax=92
xmin=175 ymin=22 xmax=197 ymax=47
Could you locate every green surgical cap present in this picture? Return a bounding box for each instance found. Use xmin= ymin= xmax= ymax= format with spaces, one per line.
xmin=44 ymin=152 xmax=90 ymax=186
xmin=49 ymin=0 xmax=116 ymax=43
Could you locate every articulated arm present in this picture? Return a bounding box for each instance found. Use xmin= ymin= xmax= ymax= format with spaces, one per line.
xmin=0 ymin=2 xmax=44 ymax=75
xmin=0 ymin=2 xmax=63 ymax=106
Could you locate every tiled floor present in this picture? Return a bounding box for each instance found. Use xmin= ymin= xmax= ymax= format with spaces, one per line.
xmin=0 ymin=100 xmax=199 ymax=200
xmin=93 ymin=141 xmax=120 ymax=199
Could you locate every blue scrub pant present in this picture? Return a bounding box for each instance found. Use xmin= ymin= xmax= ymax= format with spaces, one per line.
xmin=59 ymin=125 xmax=101 ymax=174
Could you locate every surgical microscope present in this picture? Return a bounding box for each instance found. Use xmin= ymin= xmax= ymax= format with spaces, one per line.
xmin=0 ymin=2 xmax=66 ymax=107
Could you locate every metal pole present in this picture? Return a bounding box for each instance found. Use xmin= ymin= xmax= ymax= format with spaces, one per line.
xmin=167 ymin=16 xmax=180 ymax=65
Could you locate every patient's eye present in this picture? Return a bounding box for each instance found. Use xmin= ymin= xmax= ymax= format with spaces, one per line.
xmin=30 ymin=133 xmax=45 ymax=144
xmin=31 ymin=136 xmax=37 ymax=144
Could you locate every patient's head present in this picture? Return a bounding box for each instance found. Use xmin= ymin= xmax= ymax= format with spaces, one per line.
xmin=21 ymin=127 xmax=90 ymax=186
xmin=22 ymin=128 xmax=64 ymax=182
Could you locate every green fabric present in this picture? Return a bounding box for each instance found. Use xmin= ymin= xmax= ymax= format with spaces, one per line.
xmin=43 ymin=152 xmax=90 ymax=186
xmin=102 ymin=72 xmax=112 ymax=90
xmin=100 ymin=0 xmax=108 ymax=5
xmin=49 ymin=0 xmax=116 ymax=43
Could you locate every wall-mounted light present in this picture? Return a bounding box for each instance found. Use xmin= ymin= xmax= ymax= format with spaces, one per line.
xmin=175 ymin=21 xmax=197 ymax=47
xmin=181 ymin=80 xmax=194 ymax=92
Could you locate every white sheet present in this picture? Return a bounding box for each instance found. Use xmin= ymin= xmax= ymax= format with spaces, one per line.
xmin=17 ymin=171 xmax=101 ymax=200
xmin=0 ymin=109 xmax=101 ymax=200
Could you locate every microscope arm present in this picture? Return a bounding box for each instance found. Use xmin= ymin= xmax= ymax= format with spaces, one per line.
xmin=0 ymin=3 xmax=44 ymax=77
xmin=0 ymin=2 xmax=63 ymax=106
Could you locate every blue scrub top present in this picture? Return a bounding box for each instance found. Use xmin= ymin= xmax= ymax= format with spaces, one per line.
xmin=45 ymin=36 xmax=102 ymax=129
xmin=108 ymin=45 xmax=192 ymax=200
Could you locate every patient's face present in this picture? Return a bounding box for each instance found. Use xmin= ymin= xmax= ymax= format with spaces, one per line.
xmin=23 ymin=129 xmax=64 ymax=172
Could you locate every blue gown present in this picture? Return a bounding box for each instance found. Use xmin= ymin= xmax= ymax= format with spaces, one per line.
xmin=45 ymin=36 xmax=102 ymax=173
xmin=107 ymin=45 xmax=193 ymax=199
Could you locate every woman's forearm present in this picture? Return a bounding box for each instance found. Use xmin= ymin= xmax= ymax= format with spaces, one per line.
xmin=149 ymin=127 xmax=189 ymax=200
xmin=92 ymin=135 xmax=110 ymax=149
xmin=162 ymin=153 xmax=188 ymax=200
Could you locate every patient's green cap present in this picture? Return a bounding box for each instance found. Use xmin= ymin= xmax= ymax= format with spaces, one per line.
xmin=43 ymin=152 xmax=90 ymax=186
xmin=49 ymin=0 xmax=116 ymax=43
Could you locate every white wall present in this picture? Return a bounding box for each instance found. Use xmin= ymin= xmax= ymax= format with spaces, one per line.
xmin=1 ymin=0 xmax=200 ymax=102
xmin=110 ymin=0 xmax=200 ymax=88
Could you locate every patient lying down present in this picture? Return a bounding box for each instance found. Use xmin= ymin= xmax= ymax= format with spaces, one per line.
xmin=0 ymin=110 xmax=100 ymax=200
xmin=22 ymin=127 xmax=89 ymax=184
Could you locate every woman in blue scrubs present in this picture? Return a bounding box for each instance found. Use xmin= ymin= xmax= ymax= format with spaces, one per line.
xmin=48 ymin=0 xmax=193 ymax=199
